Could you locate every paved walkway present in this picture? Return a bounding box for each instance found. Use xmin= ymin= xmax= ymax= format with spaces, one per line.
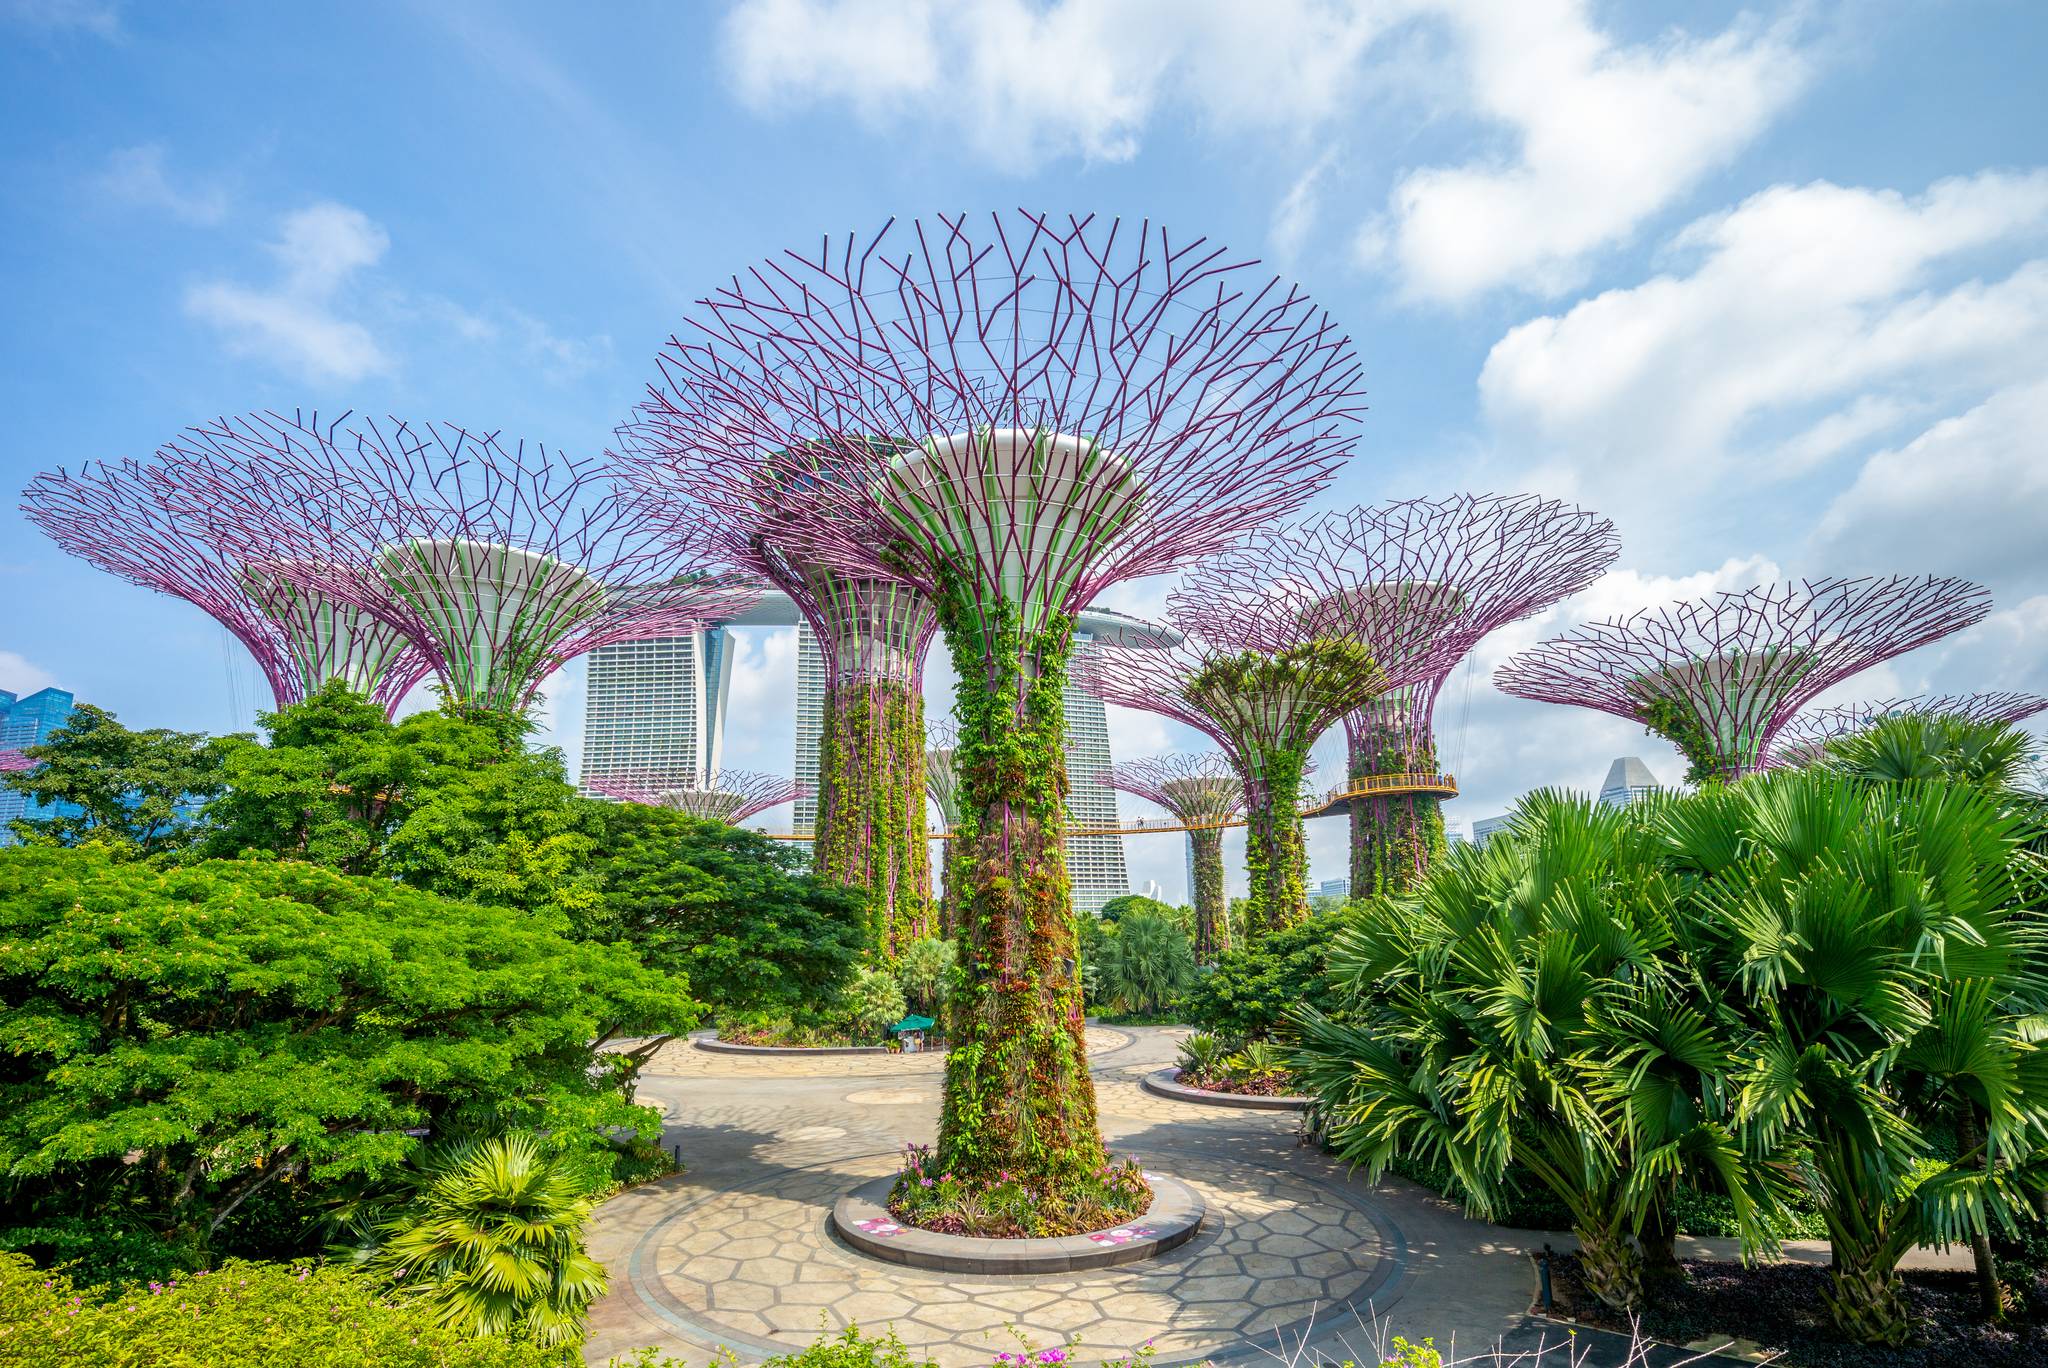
xmin=585 ymin=1025 xmax=1580 ymax=1367
xmin=588 ymin=1025 xmax=1969 ymax=1366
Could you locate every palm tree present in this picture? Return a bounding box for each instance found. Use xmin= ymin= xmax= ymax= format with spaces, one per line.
xmin=1092 ymin=909 xmax=1197 ymax=1016
xmin=1293 ymin=792 xmax=1780 ymax=1313
xmin=1661 ymin=769 xmax=2048 ymax=1344
xmin=1824 ymin=712 xmax=2036 ymax=794
xmin=361 ymin=1132 xmax=608 ymax=1347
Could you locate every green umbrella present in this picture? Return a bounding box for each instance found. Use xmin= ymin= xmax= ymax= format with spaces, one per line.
xmin=890 ymin=1014 xmax=936 ymax=1034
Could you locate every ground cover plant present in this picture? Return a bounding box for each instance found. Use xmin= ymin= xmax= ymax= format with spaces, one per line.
xmin=1173 ymin=1033 xmax=1300 ymax=1097
xmin=885 ymin=1142 xmax=1152 ymax=1239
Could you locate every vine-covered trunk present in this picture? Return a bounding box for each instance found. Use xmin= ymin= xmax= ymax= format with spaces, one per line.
xmin=812 ymin=677 xmax=933 ymax=959
xmin=935 ymin=595 xmax=1105 ymax=1194
xmin=1346 ymin=724 xmax=1445 ymax=898
xmin=936 ymin=837 xmax=957 ymax=939
xmin=1189 ymin=828 xmax=1228 ymax=962
xmin=1242 ymin=748 xmax=1309 ymax=932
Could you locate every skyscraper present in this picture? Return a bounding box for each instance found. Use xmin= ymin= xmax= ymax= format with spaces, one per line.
xmin=1597 ymin=756 xmax=1663 ymax=809
xmin=578 ymin=632 xmax=733 ymax=792
xmin=792 ymin=620 xmax=827 ymax=838
xmin=0 ymin=686 xmax=77 ymax=845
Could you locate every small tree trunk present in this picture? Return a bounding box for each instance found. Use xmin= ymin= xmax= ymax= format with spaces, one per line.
xmin=1640 ymin=1198 xmax=1684 ymax=1283
xmin=1957 ymin=1110 xmax=2007 ymax=1323
xmin=1576 ymin=1218 xmax=1645 ymax=1313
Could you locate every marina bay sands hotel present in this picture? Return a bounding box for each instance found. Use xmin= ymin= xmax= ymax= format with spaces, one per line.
xmin=576 ymin=591 xmax=1160 ymax=913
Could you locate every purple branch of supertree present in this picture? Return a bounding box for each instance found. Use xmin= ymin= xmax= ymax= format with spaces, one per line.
xmin=1494 ymin=576 xmax=1992 ymax=770
xmin=1765 ymin=690 xmax=2048 ymax=767
xmin=1099 ymin=753 xmax=1247 ymax=825
xmin=1168 ymin=494 xmax=1620 ymax=757
xmin=612 ymin=211 xmax=1367 ymax=619
xmin=20 ymin=457 xmax=432 ymax=713
xmin=585 ymin=769 xmax=810 ymax=824
xmin=144 ymin=411 xmax=763 ymax=706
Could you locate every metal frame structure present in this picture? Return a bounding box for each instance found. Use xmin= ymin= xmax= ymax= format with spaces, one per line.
xmin=619 ymin=210 xmax=1366 ymax=1198
xmin=1175 ymin=495 xmax=1618 ymax=897
xmin=23 ymin=458 xmax=432 ymax=716
xmin=148 ymin=411 xmax=760 ymax=716
xmin=585 ymin=769 xmax=809 ymax=824
xmin=1496 ymin=576 xmax=1992 ymax=781
xmin=1766 ymin=691 xmax=2048 ymax=768
xmin=1075 ymin=627 xmax=1394 ymax=933
xmin=1101 ymin=753 xmax=1244 ymax=961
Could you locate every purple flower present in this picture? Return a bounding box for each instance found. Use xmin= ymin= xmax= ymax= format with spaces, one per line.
xmin=1037 ymin=1350 xmax=1069 ymax=1364
xmin=920 ymin=1177 xmax=934 ymax=1188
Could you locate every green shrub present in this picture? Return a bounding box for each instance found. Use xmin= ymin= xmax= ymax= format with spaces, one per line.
xmin=0 ymin=1253 xmax=570 ymax=1366
xmin=760 ymin=1324 xmax=938 ymax=1368
xmin=1180 ymin=906 xmax=1357 ymax=1039
xmin=1089 ymin=909 xmax=1195 ymax=1017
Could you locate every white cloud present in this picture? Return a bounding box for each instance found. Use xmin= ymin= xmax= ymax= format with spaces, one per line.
xmin=185 ymin=201 xmax=394 ymax=383
xmin=3 ymin=0 xmax=118 ymax=38
xmin=1363 ymin=0 xmax=1811 ymax=302
xmin=1814 ymin=378 xmax=2048 ymax=594
xmin=95 ymin=144 xmax=228 ymax=224
xmin=720 ymin=0 xmax=1385 ymax=173
xmin=1270 ymin=148 xmax=1339 ymax=265
xmin=1476 ymin=171 xmax=2048 ymax=537
xmin=0 ymin=651 xmax=59 ymax=698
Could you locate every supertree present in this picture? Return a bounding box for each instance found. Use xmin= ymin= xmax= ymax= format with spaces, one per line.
xmin=1075 ymin=621 xmax=1403 ymax=932
xmin=617 ymin=452 xmax=940 ymax=962
xmin=23 ymin=458 xmax=431 ymax=716
xmin=1766 ymin=691 xmax=2048 ymax=768
xmin=620 ymin=210 xmax=1364 ymax=1203
xmin=924 ymin=718 xmax=963 ymax=933
xmin=585 ymin=769 xmax=809 ymax=824
xmin=1496 ymin=576 xmax=1992 ymax=783
xmin=1100 ymin=753 xmax=1244 ymax=961
xmin=1174 ymin=496 xmax=1620 ymax=898
xmin=148 ymin=411 xmax=760 ymax=716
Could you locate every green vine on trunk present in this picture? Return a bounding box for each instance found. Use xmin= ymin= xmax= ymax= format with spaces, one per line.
xmin=933 ymin=572 xmax=1106 ymax=1201
xmin=813 ymin=677 xmax=933 ymax=960
xmin=1347 ymin=728 xmax=1446 ymax=898
xmin=1189 ymin=827 xmax=1228 ymax=961
xmin=1640 ymin=695 xmax=1728 ymax=786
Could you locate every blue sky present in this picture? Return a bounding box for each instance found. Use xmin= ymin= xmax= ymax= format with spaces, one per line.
xmin=3 ymin=0 xmax=2045 ymax=901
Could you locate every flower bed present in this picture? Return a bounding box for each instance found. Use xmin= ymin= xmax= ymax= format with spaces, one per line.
xmin=885 ymin=1144 xmax=1152 ymax=1239
xmin=1176 ymin=1068 xmax=1296 ymax=1097
xmin=1539 ymin=1251 xmax=2048 ymax=1366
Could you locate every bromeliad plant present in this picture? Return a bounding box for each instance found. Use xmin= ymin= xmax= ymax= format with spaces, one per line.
xmin=1292 ymin=792 xmax=1784 ymax=1314
xmin=886 ymin=1143 xmax=1150 ymax=1239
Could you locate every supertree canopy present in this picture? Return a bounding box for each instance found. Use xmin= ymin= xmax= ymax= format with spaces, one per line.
xmin=622 ymin=210 xmax=1365 ymax=1202
xmin=585 ymin=769 xmax=809 ymax=824
xmin=1076 ymin=626 xmax=1392 ymax=933
xmin=23 ymin=458 xmax=431 ymax=716
xmin=1101 ymin=753 xmax=1244 ymax=962
xmin=617 ymin=456 xmax=940 ymax=963
xmin=1496 ymin=576 xmax=1992 ymax=783
xmin=149 ymin=411 xmax=759 ymax=715
xmin=1175 ymin=495 xmax=1619 ymax=898
xmin=1766 ymin=691 xmax=2048 ymax=768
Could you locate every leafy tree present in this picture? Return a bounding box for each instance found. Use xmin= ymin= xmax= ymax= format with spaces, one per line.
xmin=1182 ymin=905 xmax=1359 ymax=1040
xmin=204 ymin=686 xmax=599 ymax=919
xmin=575 ymin=800 xmax=869 ymax=1016
xmin=353 ymin=1133 xmax=607 ymax=1348
xmin=1293 ymin=793 xmax=1781 ymax=1313
xmin=0 ymin=847 xmax=694 ymax=1266
xmin=895 ymin=936 xmax=956 ymax=1018
xmin=838 ymin=965 xmax=908 ymax=1040
xmin=3 ymin=703 xmax=231 ymax=855
xmin=1667 ymin=770 xmax=2048 ymax=1343
xmin=1090 ymin=909 xmax=1197 ymax=1016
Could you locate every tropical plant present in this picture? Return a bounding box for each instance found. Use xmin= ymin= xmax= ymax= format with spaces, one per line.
xmin=0 ymin=847 xmax=691 ymax=1267
xmin=839 ymin=964 xmax=909 ymax=1040
xmin=1176 ymin=1032 xmax=1234 ymax=1081
xmin=1182 ymin=906 xmax=1359 ymax=1040
xmin=351 ymin=1133 xmax=607 ymax=1348
xmin=3 ymin=702 xmax=232 ymax=855
xmin=1823 ymin=711 xmax=2036 ymax=796
xmin=1293 ymin=792 xmax=1782 ymax=1314
xmin=1663 ymin=769 xmax=2048 ymax=1343
xmin=896 ymin=936 xmax=957 ymax=1018
xmin=1090 ymin=909 xmax=1197 ymax=1016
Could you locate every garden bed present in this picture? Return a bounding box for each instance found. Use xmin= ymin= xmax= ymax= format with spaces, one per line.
xmin=693 ymin=1031 xmax=894 ymax=1056
xmin=1537 ymin=1250 xmax=2048 ymax=1367
xmin=1142 ymin=1067 xmax=1310 ymax=1110
xmin=832 ymin=1173 xmax=1204 ymax=1273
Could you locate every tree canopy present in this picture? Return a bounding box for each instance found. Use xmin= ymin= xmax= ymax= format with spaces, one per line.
xmin=3 ymin=703 xmax=232 ymax=855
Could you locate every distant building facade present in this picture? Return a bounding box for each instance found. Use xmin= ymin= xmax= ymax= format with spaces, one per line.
xmin=1317 ymin=877 xmax=1352 ymax=899
xmin=1598 ymin=756 xmax=1663 ymax=809
xmin=1063 ymin=617 xmax=1130 ymax=915
xmin=1471 ymin=813 xmax=1514 ymax=847
xmin=0 ymin=686 xmax=78 ymax=844
xmin=577 ymin=631 xmax=733 ymax=794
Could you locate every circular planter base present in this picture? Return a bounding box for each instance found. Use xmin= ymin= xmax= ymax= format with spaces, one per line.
xmin=831 ymin=1173 xmax=1205 ymax=1274
xmin=693 ymin=1032 xmax=893 ymax=1057
xmin=1142 ymin=1067 xmax=1310 ymax=1111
